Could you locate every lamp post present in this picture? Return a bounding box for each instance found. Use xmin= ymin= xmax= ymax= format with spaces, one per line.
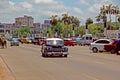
xmin=85 ymin=22 xmax=88 ymax=34
xmin=103 ymin=15 xmax=107 ymax=38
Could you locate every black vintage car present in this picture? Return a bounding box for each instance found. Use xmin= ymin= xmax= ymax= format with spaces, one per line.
xmin=41 ymin=38 xmax=68 ymax=57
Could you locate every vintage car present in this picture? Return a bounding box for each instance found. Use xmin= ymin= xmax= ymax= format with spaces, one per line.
xmin=32 ymin=37 xmax=46 ymax=45
xmin=73 ymin=38 xmax=82 ymax=46
xmin=63 ymin=38 xmax=77 ymax=46
xmin=10 ymin=38 xmax=19 ymax=46
xmin=41 ymin=38 xmax=68 ymax=57
xmin=20 ymin=38 xmax=32 ymax=44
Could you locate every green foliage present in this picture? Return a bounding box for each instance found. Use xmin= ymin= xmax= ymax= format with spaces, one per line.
xmin=13 ymin=26 xmax=31 ymax=36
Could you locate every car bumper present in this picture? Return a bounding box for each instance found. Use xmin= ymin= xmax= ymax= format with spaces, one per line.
xmin=47 ymin=52 xmax=68 ymax=56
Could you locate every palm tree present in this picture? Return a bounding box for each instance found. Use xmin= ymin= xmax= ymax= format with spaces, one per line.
xmin=50 ymin=15 xmax=58 ymax=26
xmin=62 ymin=13 xmax=71 ymax=37
xmin=86 ymin=18 xmax=93 ymax=24
xmin=118 ymin=16 xmax=120 ymax=23
xmin=96 ymin=14 xmax=101 ymax=23
xmin=113 ymin=5 xmax=120 ymax=30
xmin=85 ymin=18 xmax=93 ymax=34
xmin=49 ymin=15 xmax=58 ymax=37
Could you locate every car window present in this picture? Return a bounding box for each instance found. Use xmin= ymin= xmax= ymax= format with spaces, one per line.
xmin=46 ymin=40 xmax=63 ymax=45
xmin=95 ymin=40 xmax=110 ymax=44
xmin=86 ymin=37 xmax=88 ymax=40
xmin=46 ymin=40 xmax=54 ymax=45
xmin=90 ymin=37 xmax=92 ymax=40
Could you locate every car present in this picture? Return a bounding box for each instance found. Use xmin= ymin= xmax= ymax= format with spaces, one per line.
xmin=41 ymin=38 xmax=68 ymax=57
xmin=10 ymin=38 xmax=19 ymax=46
xmin=64 ymin=38 xmax=77 ymax=46
xmin=90 ymin=39 xmax=117 ymax=53
xmin=32 ymin=37 xmax=46 ymax=45
xmin=73 ymin=38 xmax=82 ymax=46
xmin=20 ymin=38 xmax=32 ymax=44
xmin=82 ymin=34 xmax=93 ymax=46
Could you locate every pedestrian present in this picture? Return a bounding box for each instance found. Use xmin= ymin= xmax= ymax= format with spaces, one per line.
xmin=116 ymin=39 xmax=120 ymax=55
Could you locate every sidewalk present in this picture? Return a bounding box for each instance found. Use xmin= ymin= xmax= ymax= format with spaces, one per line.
xmin=0 ymin=54 xmax=15 ymax=80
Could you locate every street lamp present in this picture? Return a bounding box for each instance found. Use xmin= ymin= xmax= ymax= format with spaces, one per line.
xmin=102 ymin=15 xmax=107 ymax=38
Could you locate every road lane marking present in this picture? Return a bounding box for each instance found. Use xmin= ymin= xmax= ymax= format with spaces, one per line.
xmin=83 ymin=73 xmax=100 ymax=80
xmin=94 ymin=61 xmax=105 ymax=65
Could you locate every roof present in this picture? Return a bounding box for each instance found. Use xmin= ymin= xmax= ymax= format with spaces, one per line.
xmin=46 ymin=38 xmax=63 ymax=41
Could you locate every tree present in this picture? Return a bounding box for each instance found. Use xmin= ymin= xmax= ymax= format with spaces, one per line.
xmin=85 ymin=18 xmax=93 ymax=34
xmin=96 ymin=14 xmax=101 ymax=23
xmin=50 ymin=15 xmax=58 ymax=26
xmin=14 ymin=26 xmax=31 ymax=37
xmin=86 ymin=18 xmax=93 ymax=24
xmin=100 ymin=4 xmax=120 ymax=30
xmin=118 ymin=16 xmax=120 ymax=23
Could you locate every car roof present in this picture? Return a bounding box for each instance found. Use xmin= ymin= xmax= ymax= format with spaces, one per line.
xmin=95 ymin=39 xmax=111 ymax=42
xmin=46 ymin=38 xmax=63 ymax=41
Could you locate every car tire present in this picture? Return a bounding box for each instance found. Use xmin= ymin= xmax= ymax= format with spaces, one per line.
xmin=99 ymin=51 xmax=103 ymax=53
xmin=42 ymin=53 xmax=45 ymax=57
xmin=110 ymin=49 xmax=116 ymax=54
xmin=92 ymin=47 xmax=98 ymax=53
xmin=116 ymin=51 xmax=120 ymax=55
xmin=64 ymin=55 xmax=67 ymax=57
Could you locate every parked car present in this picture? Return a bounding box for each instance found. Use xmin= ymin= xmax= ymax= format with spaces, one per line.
xmin=73 ymin=38 xmax=82 ymax=46
xmin=41 ymin=38 xmax=68 ymax=57
xmin=82 ymin=34 xmax=93 ymax=46
xmin=20 ymin=38 xmax=32 ymax=44
xmin=64 ymin=38 xmax=77 ymax=46
xmin=32 ymin=37 xmax=46 ymax=45
xmin=90 ymin=39 xmax=117 ymax=53
xmin=10 ymin=38 xmax=19 ymax=46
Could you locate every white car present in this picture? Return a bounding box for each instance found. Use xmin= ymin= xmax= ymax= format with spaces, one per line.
xmin=90 ymin=39 xmax=113 ymax=53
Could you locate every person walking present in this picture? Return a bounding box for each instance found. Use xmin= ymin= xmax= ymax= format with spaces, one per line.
xmin=116 ymin=39 xmax=120 ymax=55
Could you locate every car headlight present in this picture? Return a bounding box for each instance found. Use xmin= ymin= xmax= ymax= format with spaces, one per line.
xmin=63 ymin=47 xmax=68 ymax=51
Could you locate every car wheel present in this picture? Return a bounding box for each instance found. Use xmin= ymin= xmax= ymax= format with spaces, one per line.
xmin=110 ymin=49 xmax=116 ymax=54
xmin=99 ymin=51 xmax=103 ymax=53
xmin=42 ymin=53 xmax=45 ymax=57
xmin=64 ymin=55 xmax=67 ymax=57
xmin=116 ymin=51 xmax=120 ymax=55
xmin=92 ymin=47 xmax=98 ymax=53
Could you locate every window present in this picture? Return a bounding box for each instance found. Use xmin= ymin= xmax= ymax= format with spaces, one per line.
xmin=96 ymin=40 xmax=110 ymax=44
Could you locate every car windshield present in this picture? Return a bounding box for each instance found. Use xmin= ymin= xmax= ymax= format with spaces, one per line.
xmin=46 ymin=40 xmax=63 ymax=45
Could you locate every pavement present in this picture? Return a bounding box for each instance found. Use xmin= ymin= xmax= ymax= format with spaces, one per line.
xmin=0 ymin=48 xmax=15 ymax=80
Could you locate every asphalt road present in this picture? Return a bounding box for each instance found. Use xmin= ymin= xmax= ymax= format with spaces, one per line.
xmin=0 ymin=43 xmax=120 ymax=80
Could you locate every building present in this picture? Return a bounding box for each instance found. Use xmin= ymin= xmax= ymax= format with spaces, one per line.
xmin=15 ymin=15 xmax=33 ymax=28
xmin=0 ymin=23 xmax=13 ymax=34
xmin=0 ymin=15 xmax=51 ymax=36
xmin=31 ymin=23 xmax=41 ymax=34
xmin=41 ymin=19 xmax=51 ymax=30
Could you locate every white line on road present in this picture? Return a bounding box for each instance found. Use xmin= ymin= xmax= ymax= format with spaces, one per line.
xmin=83 ymin=73 xmax=100 ymax=80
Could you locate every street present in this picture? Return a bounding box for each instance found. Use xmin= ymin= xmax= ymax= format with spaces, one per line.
xmin=0 ymin=43 xmax=120 ymax=80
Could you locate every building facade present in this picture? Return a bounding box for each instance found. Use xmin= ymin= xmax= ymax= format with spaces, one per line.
xmin=15 ymin=15 xmax=33 ymax=28
xmin=0 ymin=23 xmax=13 ymax=34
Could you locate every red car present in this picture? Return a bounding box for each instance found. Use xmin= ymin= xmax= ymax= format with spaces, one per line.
xmin=104 ymin=39 xmax=118 ymax=53
xmin=64 ymin=38 xmax=77 ymax=46
xmin=32 ymin=37 xmax=46 ymax=45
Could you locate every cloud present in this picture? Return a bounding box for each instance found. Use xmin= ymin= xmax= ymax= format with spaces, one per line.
xmin=35 ymin=0 xmax=55 ymax=4
xmin=0 ymin=0 xmax=119 ymax=25
xmin=77 ymin=0 xmax=90 ymax=5
xmin=20 ymin=2 xmax=33 ymax=12
xmin=9 ymin=1 xmax=15 ymax=6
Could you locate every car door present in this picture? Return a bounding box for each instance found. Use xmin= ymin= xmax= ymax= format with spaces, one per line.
xmin=95 ymin=40 xmax=110 ymax=51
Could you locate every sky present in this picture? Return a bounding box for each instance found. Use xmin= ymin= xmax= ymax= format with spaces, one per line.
xmin=0 ymin=0 xmax=120 ymax=25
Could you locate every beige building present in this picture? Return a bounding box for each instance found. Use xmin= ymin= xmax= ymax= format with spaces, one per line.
xmin=15 ymin=15 xmax=33 ymax=28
